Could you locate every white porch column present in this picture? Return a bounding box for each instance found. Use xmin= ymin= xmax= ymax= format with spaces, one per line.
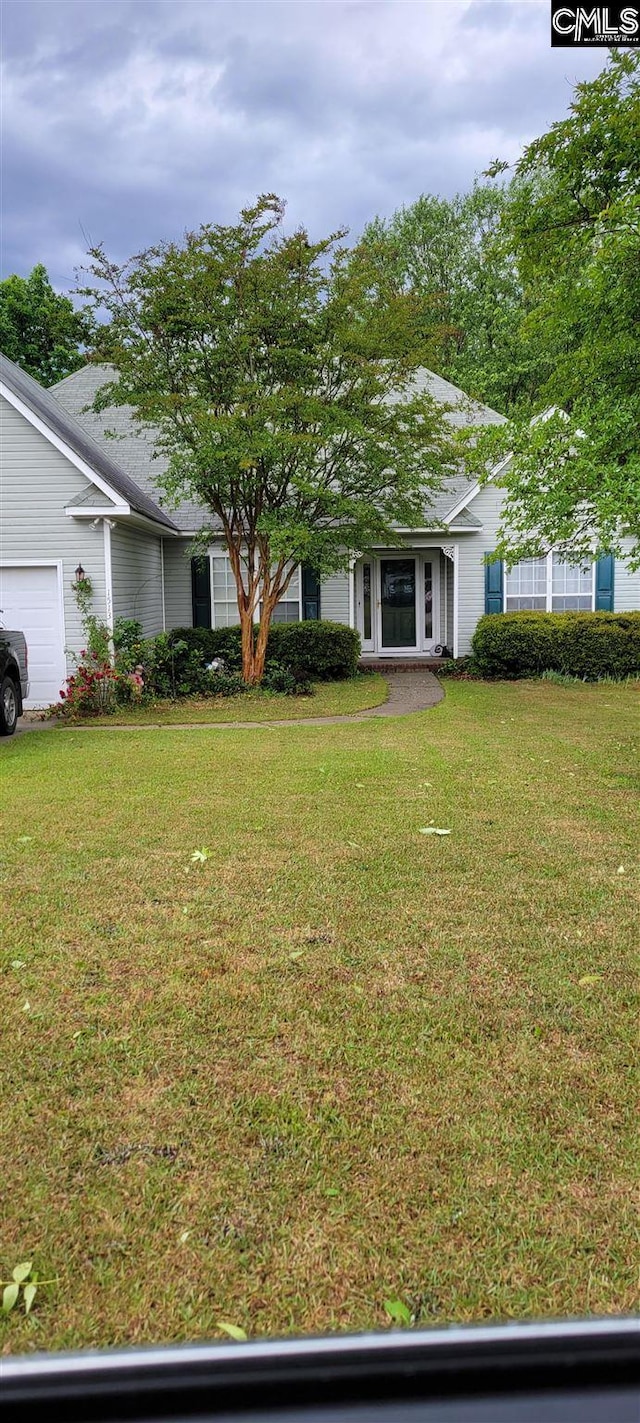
xmin=442 ymin=544 xmax=458 ymax=658
xmin=348 ymin=556 xmax=356 ymax=628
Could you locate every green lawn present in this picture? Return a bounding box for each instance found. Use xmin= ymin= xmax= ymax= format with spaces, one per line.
xmin=1 ymin=680 xmax=638 ymax=1353
xmin=61 ymin=673 xmax=388 ymax=726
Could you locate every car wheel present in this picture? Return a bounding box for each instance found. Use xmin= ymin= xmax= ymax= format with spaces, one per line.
xmin=0 ymin=675 xmax=19 ymax=736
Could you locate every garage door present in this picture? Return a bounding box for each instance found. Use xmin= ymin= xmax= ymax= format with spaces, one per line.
xmin=0 ymin=565 xmax=66 ymax=709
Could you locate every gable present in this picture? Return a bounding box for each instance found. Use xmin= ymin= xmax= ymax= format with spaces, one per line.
xmin=0 ymin=353 xmax=179 ymax=532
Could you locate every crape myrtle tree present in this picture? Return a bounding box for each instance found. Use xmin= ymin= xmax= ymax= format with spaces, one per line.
xmin=81 ymin=196 xmax=460 ymax=683
xmin=468 ymin=52 xmax=640 ymax=569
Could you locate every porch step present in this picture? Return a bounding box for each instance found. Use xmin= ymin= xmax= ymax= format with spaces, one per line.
xmin=360 ymin=658 xmax=449 ymax=673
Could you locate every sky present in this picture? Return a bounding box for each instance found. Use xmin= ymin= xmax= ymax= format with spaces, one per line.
xmin=1 ymin=0 xmax=606 ymax=293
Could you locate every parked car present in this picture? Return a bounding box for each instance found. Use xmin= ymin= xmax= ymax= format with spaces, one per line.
xmin=0 ymin=628 xmax=28 ymax=735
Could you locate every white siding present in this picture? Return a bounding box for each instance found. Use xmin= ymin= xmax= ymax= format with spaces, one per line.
xmin=614 ymin=538 xmax=640 ymax=612
xmin=110 ymin=523 xmax=164 ymax=637
xmin=320 ymin=571 xmax=350 ymax=625
xmin=162 ymin=538 xmax=193 ymax=629
xmin=455 ymin=483 xmax=505 ymax=655
xmin=0 ymin=395 xmax=109 ymax=671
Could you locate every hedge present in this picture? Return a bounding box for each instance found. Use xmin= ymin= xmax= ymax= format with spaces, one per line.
xmin=472 ymin=611 xmax=640 ymax=680
xmin=154 ymin=620 xmax=361 ymax=692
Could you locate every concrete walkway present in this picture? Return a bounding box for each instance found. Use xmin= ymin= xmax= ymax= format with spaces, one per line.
xmin=14 ymin=670 xmax=443 ymax=735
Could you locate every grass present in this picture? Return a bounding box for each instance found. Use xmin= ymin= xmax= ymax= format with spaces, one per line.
xmin=55 ymin=674 xmax=389 ymax=726
xmin=1 ymin=679 xmax=638 ymax=1353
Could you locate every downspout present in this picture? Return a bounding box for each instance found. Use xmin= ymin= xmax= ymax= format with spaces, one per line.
xmin=103 ymin=517 xmax=114 ymax=634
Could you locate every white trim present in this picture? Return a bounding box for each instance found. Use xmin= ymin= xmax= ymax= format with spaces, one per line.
xmin=64 ymin=502 xmax=129 ymax=517
xmin=1 ymin=380 xmax=135 ymax=508
xmin=503 ymin=552 xmax=596 ymax=613
xmin=0 ymin=559 xmax=67 ymax=708
xmin=209 ymin=552 xmax=215 ymax=628
xmin=348 ymin=558 xmax=355 ymax=629
xmin=453 ymin=545 xmax=459 ymax=658
xmin=103 ymin=520 xmax=114 ymax=633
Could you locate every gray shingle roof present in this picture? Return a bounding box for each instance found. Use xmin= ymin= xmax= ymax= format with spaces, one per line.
xmin=52 ymin=363 xmax=208 ymax=533
xmin=1 ymin=353 xmax=179 ymax=532
xmin=51 ymin=363 xmax=506 ymax=533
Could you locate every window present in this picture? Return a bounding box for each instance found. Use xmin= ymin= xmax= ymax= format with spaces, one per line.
xmin=505 ymin=557 xmax=547 ymax=611
xmin=211 ymin=554 xmax=240 ymax=627
xmin=212 ymin=553 xmax=302 ymax=626
xmin=424 ymin=561 xmax=433 ymax=639
xmin=551 ymin=554 xmax=592 ymax=612
xmin=504 ymin=554 xmax=594 ymax=613
xmin=362 ymin=562 xmax=372 ymax=641
xmin=270 ymin=565 xmax=301 ymax=623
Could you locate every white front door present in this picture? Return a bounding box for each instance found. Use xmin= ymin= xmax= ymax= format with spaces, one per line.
xmin=0 ymin=564 xmax=66 ymax=708
xmin=355 ymin=553 xmax=440 ymax=654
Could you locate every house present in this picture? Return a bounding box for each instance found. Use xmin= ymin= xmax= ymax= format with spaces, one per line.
xmin=1 ymin=352 xmax=638 ymax=707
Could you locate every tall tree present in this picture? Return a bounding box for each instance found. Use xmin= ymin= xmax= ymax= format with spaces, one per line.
xmin=471 ymin=52 xmax=640 ymax=568
xmin=0 ymin=264 xmax=94 ymax=385
xmin=82 ymin=197 xmax=458 ymax=683
xmin=360 ymin=183 xmax=539 ymax=413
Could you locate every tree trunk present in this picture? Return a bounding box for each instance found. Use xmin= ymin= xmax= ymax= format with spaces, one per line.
xmin=238 ymin=604 xmax=258 ymax=684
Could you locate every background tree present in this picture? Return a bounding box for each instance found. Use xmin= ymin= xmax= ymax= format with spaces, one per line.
xmin=471 ymin=51 xmax=640 ymax=568
xmin=82 ymin=196 xmax=459 ymax=683
xmin=360 ymin=183 xmax=540 ymax=414
xmin=0 ymin=264 xmax=94 ymax=385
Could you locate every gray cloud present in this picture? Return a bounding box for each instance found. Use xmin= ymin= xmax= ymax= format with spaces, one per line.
xmin=1 ymin=1 xmax=605 ymax=292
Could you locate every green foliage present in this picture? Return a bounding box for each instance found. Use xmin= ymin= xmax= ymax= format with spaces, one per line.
xmin=360 ymin=182 xmax=540 ymax=414
xmin=472 ymin=612 xmax=640 ymax=681
xmin=112 ymin=618 xmax=144 ymax=653
xmin=0 ymin=265 xmax=94 ymax=385
xmin=1 ymin=1261 xmax=55 ymax=1316
xmin=70 ymin=571 xmax=112 ymax=665
xmin=383 ymin=1298 xmax=413 ymax=1327
xmin=216 ymin=1321 xmax=248 ymax=1341
xmin=80 ymin=195 xmax=458 ymax=682
xmin=163 ymin=620 xmax=360 ymax=691
xmin=472 ymin=53 xmax=640 ymax=567
xmin=267 ymin=620 xmax=361 ymax=681
xmin=433 ymin=655 xmax=479 ymax=679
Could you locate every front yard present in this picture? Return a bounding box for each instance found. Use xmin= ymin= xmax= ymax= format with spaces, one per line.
xmin=1 ymin=680 xmax=638 ymax=1353
xmin=55 ymin=672 xmax=389 ymax=726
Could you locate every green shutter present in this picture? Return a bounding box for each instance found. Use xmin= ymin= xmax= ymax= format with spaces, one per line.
xmin=484 ymin=557 xmax=504 ymax=614
xmin=191 ymin=557 xmax=211 ymax=628
xmin=595 ymin=555 xmax=614 ymax=611
xmin=302 ymin=564 xmax=321 ymax=620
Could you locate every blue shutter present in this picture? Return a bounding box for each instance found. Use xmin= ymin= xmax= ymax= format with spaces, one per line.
xmin=484 ymin=557 xmax=504 ymax=614
xmin=595 ymin=555 xmax=614 ymax=611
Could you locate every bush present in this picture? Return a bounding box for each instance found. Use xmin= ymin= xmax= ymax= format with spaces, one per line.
xmin=434 ymin=655 xmax=480 ymax=679
xmin=266 ymin=621 xmax=361 ymax=682
xmin=472 ymin=612 xmax=640 ymax=681
xmin=162 ymin=619 xmax=361 ymax=693
xmin=53 ymin=655 xmax=135 ymax=719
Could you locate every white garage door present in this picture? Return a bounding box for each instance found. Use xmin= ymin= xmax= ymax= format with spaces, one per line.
xmin=0 ymin=565 xmax=66 ymax=709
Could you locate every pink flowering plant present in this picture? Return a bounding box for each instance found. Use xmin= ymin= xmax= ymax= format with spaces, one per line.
xmin=53 ymin=648 xmax=135 ymax=719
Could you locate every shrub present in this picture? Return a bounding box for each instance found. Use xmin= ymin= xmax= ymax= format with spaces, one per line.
xmin=261 ymin=662 xmax=311 ymax=696
xmin=266 ymin=621 xmax=361 ymax=681
xmin=163 ymin=620 xmax=361 ymax=692
xmin=472 ymin=612 xmax=640 ymax=681
xmin=53 ymin=656 xmax=134 ymax=718
xmin=113 ymin=617 xmax=144 ymax=654
xmin=434 ymin=655 xmax=480 ymax=679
